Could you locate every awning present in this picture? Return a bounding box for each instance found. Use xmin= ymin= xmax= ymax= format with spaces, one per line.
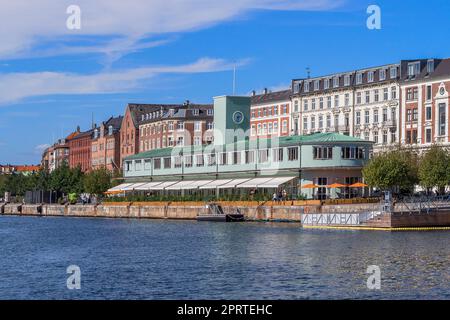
xmin=121 ymin=183 xmax=147 ymax=191
xmin=216 ymin=179 xmax=251 ymax=189
xmin=179 ymin=180 xmax=213 ymax=190
xmin=236 ymin=178 xmax=274 ymax=188
xmin=257 ymin=177 xmax=296 ymax=188
xmin=107 ymin=183 xmax=133 ymax=192
xmin=150 ymin=181 xmax=180 ymax=190
xmin=165 ymin=180 xmax=195 ymax=190
xmin=199 ymin=179 xmax=233 ymax=189
xmin=134 ymin=182 xmax=164 ymax=191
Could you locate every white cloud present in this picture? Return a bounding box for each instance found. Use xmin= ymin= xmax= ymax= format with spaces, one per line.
xmin=0 ymin=0 xmax=343 ymax=60
xmin=0 ymin=57 xmax=249 ymax=105
xmin=35 ymin=144 xmax=51 ymax=153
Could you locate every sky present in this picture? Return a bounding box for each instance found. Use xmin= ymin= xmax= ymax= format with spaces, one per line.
xmin=0 ymin=0 xmax=449 ymax=164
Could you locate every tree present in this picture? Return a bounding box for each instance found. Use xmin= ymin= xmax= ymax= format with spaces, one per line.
xmin=49 ymin=162 xmax=83 ymax=194
xmin=83 ymin=167 xmax=112 ymax=196
xmin=418 ymin=145 xmax=450 ymax=194
xmin=363 ymin=148 xmax=419 ymax=193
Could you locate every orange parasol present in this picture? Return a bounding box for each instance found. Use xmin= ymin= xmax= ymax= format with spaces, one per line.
xmin=326 ymin=183 xmax=348 ymax=188
xmin=302 ymin=183 xmax=319 ymax=189
xmin=349 ymin=182 xmax=368 ymax=188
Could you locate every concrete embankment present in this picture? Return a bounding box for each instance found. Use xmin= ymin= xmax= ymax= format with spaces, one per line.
xmin=2 ymin=202 xmax=450 ymax=229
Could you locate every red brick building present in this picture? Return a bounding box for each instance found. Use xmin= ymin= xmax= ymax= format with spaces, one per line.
xmin=91 ymin=116 xmax=123 ymax=171
xmin=68 ymin=127 xmax=94 ymax=172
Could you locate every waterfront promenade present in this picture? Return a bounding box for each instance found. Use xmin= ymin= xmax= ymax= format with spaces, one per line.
xmin=2 ymin=201 xmax=450 ymax=230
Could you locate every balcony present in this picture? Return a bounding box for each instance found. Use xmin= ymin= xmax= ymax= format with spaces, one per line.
xmin=383 ymin=120 xmax=397 ymax=128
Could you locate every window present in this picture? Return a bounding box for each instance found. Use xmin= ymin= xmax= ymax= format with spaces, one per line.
xmin=390 ymin=67 xmax=397 ymax=79
xmin=274 ymin=106 xmax=278 ymax=115
xmin=426 ymin=85 xmax=432 ymax=101
xmin=408 ymin=62 xmax=420 ymax=77
xmin=304 ymin=81 xmax=310 ymax=92
xmin=319 ymin=97 xmax=324 ymax=109
xmin=193 ymin=109 xmax=199 ymax=116
xmin=344 ymin=74 xmax=350 ymax=86
xmin=207 ymin=122 xmax=214 ymax=130
xmin=294 ymin=100 xmax=299 ymax=112
xmin=194 ymin=121 xmax=201 ymax=131
xmin=326 ymin=115 xmax=331 ymax=128
xmin=382 ymin=108 xmax=388 ymax=122
xmin=413 ymin=108 xmax=418 ymax=121
xmin=207 ymin=109 xmax=214 ymax=116
xmin=311 ymin=116 xmax=316 ymax=130
xmin=391 ymin=86 xmax=397 ymax=99
xmin=287 ymin=147 xmax=299 ymax=161
xmin=383 ymin=88 xmax=389 ymax=101
xmin=379 ymin=69 xmax=386 ymax=81
xmin=365 ymin=110 xmax=370 ymax=124
xmin=273 ymin=148 xmax=283 ymax=162
xmin=232 ymin=151 xmax=241 ymax=165
xmin=407 ymin=109 xmax=412 ymax=122
xmin=312 ymin=99 xmax=316 ymax=110
xmin=406 ymin=130 xmax=418 ymax=144
xmin=365 ymin=91 xmax=370 ymax=104
xmin=318 ymin=115 xmax=323 ymax=129
xmin=268 ymin=123 xmax=273 ymax=134
xmin=168 ymin=121 xmax=174 ymax=131
xmin=374 ymin=90 xmax=379 ymax=102
xmin=303 ymin=117 xmax=308 ymax=131
xmin=245 ymin=150 xmax=255 ymax=164
xmin=356 ymin=73 xmax=363 ymax=84
xmin=304 ymin=100 xmax=309 ymax=111
xmin=382 ymin=131 xmax=388 ymax=145
xmin=219 ymin=152 xmax=228 ymax=165
xmin=282 ymin=120 xmax=288 ymax=133
xmin=426 ymin=105 xmax=432 ymax=121
xmin=333 ymin=76 xmax=339 ymax=88
xmin=426 ymin=128 xmax=432 ymax=143
xmin=373 ymin=131 xmax=379 ymax=144
xmin=341 ymin=147 xmax=365 ymax=159
xmin=391 ymin=132 xmax=396 ymax=143
xmin=194 ymin=136 xmax=201 ymax=146
xmin=345 ymin=94 xmax=349 ymax=106
xmin=196 ymin=154 xmax=204 ymax=167
xmin=258 ymin=149 xmax=269 ymax=163
xmin=184 ymin=155 xmax=193 ymax=168
xmin=368 ymin=71 xmax=374 ymax=82
xmin=364 ymin=131 xmax=369 ymax=140
xmin=427 ymin=60 xmax=435 ymax=73
xmin=314 ymin=80 xmax=320 ymax=91
xmin=326 ymin=96 xmax=331 ymax=109
xmin=177 ymin=136 xmax=184 ymax=146
xmin=177 ymin=121 xmax=185 ymax=131
xmin=154 ymin=158 xmax=161 ymax=170
xmin=174 ymin=156 xmax=182 ymax=168
xmin=373 ymin=109 xmax=379 ymax=123
xmin=313 ymin=146 xmax=333 ymax=160
xmin=334 ymin=95 xmax=339 ymax=108
xmin=262 ymin=123 xmax=267 ymax=135
xmin=273 ymin=121 xmax=278 ymax=133
xmin=356 ymin=111 xmax=361 ymax=125
xmin=413 ymin=87 xmax=418 ymax=100
xmin=164 ymin=157 xmax=171 ymax=168
xmin=324 ymin=79 xmax=330 ymax=89
xmin=207 ymin=153 xmax=216 ymax=166
xmin=356 ymin=92 xmax=362 ymax=104
xmin=439 ymin=103 xmax=446 ymax=136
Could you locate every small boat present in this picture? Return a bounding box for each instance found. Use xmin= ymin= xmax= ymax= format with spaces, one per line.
xmin=197 ymin=204 xmax=245 ymax=222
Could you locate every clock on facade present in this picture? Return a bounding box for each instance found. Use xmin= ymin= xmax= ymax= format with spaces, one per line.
xmin=440 ymin=87 xmax=445 ymax=95
xmin=232 ymin=111 xmax=244 ymax=124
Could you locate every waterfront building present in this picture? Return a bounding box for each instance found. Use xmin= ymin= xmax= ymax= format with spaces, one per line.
xmin=68 ymin=127 xmax=94 ymax=172
xmin=138 ymin=102 xmax=213 ymax=152
xmin=41 ymin=130 xmax=78 ymax=172
xmin=250 ymin=89 xmax=292 ymax=139
xmin=0 ymin=165 xmax=40 ymax=175
xmin=120 ymin=102 xmax=213 ymax=168
xmin=120 ymin=96 xmax=373 ymax=199
xmin=399 ymin=58 xmax=450 ymax=148
xmin=91 ymin=116 xmax=123 ymax=171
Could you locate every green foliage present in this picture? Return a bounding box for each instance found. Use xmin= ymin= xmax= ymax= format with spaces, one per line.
xmin=48 ymin=162 xmax=83 ymax=194
xmin=363 ymin=148 xmax=419 ymax=192
xmin=83 ymin=167 xmax=112 ymax=196
xmin=418 ymin=145 xmax=450 ymax=192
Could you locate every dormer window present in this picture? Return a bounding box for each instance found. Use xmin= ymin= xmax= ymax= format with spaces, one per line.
xmin=344 ymin=74 xmax=350 ymax=86
xmin=169 ymin=109 xmax=175 ymax=116
xmin=314 ymin=80 xmax=320 ymax=91
xmin=427 ymin=60 xmax=435 ymax=73
xmin=379 ymin=69 xmax=386 ymax=81
xmin=390 ymin=67 xmax=397 ymax=79
xmin=304 ymin=81 xmax=310 ymax=92
xmin=108 ymin=125 xmax=113 ymax=135
xmin=408 ymin=62 xmax=420 ymax=77
xmin=141 ymin=115 xmax=145 ymax=121
xmin=193 ymin=109 xmax=199 ymax=116
xmin=324 ymin=79 xmax=329 ymax=90
xmin=356 ymin=73 xmax=363 ymax=85
xmin=333 ymin=76 xmax=339 ymax=88
xmin=207 ymin=109 xmax=213 ymax=116
xmin=368 ymin=71 xmax=374 ymax=83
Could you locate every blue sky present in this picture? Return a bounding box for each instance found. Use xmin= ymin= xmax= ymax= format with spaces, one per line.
xmin=0 ymin=0 xmax=449 ymax=164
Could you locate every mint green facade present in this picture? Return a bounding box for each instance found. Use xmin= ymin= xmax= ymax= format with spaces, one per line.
xmin=213 ymin=96 xmax=251 ymax=145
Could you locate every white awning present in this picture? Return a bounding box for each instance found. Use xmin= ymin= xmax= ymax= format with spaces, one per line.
xmin=107 ymin=183 xmax=133 ymax=192
xmin=122 ymin=183 xmax=147 ymax=191
xmin=134 ymin=182 xmax=164 ymax=191
xmin=165 ymin=180 xmax=194 ymax=190
xmin=237 ymin=178 xmax=275 ymax=188
xmin=199 ymin=179 xmax=233 ymax=189
xmin=257 ymin=177 xmax=296 ymax=188
xmin=216 ymin=178 xmax=251 ymax=189
xmin=150 ymin=181 xmax=180 ymax=190
xmin=179 ymin=180 xmax=214 ymax=190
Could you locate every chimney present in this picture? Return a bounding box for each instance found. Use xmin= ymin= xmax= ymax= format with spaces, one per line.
xmin=76 ymin=125 xmax=80 ymax=133
xmin=263 ymin=88 xmax=268 ymax=95
xmin=251 ymin=90 xmax=256 ymax=97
